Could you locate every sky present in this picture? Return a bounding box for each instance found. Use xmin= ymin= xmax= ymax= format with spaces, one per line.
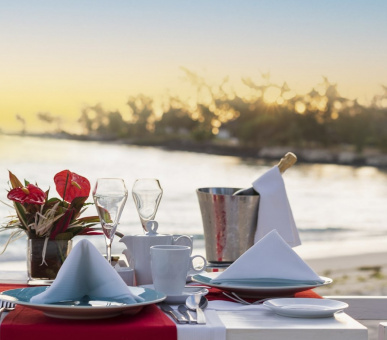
xmin=1 ymin=0 xmax=386 ymax=132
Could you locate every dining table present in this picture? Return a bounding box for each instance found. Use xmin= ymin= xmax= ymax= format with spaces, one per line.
xmin=0 ymin=270 xmax=368 ymax=340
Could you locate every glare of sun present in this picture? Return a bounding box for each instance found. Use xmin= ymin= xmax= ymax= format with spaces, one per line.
xmin=295 ymin=102 xmax=306 ymax=114
xmin=263 ymin=87 xmax=281 ymax=104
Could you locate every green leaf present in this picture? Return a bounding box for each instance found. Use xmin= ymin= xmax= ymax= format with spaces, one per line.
xmin=13 ymin=202 xmax=28 ymax=229
xmin=55 ymin=232 xmax=74 ymax=241
xmin=45 ymin=197 xmax=62 ymax=205
xmin=70 ymin=196 xmax=88 ymax=210
xmin=77 ymin=216 xmax=101 ymax=223
xmin=65 ymin=226 xmax=86 ymax=236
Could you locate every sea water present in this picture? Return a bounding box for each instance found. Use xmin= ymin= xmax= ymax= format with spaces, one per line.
xmin=1 ymin=134 xmax=387 ymax=271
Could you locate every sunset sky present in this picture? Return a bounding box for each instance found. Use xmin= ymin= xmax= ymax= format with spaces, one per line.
xmin=1 ymin=0 xmax=386 ymax=132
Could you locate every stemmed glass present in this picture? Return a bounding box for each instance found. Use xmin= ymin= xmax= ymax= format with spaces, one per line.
xmin=93 ymin=178 xmax=128 ymax=264
xmin=132 ymin=178 xmax=163 ymax=232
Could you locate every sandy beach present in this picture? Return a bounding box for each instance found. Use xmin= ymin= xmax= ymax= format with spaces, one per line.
xmin=306 ymin=253 xmax=387 ymax=297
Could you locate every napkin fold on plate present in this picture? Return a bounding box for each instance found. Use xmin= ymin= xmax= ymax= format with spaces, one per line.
xmin=252 ymin=166 xmax=301 ymax=247
xmin=30 ymin=239 xmax=143 ymax=304
xmin=211 ymin=230 xmax=323 ymax=284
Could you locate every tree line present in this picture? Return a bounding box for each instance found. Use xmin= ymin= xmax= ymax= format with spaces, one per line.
xmin=39 ymin=71 xmax=387 ymax=153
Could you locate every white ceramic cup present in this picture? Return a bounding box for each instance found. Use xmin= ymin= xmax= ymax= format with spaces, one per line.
xmin=150 ymin=245 xmax=207 ymax=296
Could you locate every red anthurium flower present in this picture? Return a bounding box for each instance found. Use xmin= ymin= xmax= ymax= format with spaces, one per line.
xmin=54 ymin=170 xmax=91 ymax=202
xmin=7 ymin=184 xmax=46 ymax=205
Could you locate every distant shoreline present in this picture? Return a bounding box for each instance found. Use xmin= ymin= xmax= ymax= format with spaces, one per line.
xmin=2 ymin=131 xmax=387 ymax=168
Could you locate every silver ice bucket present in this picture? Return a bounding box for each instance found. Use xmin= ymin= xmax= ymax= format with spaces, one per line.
xmin=196 ymin=187 xmax=260 ymax=264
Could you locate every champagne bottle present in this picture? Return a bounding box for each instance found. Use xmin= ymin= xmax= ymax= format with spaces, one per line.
xmin=233 ymin=152 xmax=297 ymax=196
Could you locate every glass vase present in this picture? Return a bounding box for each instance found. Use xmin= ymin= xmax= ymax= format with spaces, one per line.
xmin=27 ymin=238 xmax=72 ymax=285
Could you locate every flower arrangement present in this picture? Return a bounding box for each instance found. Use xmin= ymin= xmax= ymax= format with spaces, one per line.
xmin=1 ymin=170 xmax=100 ymax=253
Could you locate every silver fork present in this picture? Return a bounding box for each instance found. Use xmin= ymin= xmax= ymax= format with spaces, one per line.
xmin=222 ymin=292 xmax=285 ymax=305
xmin=0 ymin=301 xmax=16 ymax=317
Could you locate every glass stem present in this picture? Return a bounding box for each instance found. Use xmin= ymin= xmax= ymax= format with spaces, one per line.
xmin=105 ymin=233 xmax=113 ymax=265
xmin=106 ymin=242 xmax=112 ymax=265
xmin=102 ymin=223 xmax=116 ymax=265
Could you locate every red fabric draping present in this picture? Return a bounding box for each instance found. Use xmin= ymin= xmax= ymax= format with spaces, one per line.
xmin=0 ymin=284 xmax=176 ymax=340
xmin=206 ymin=287 xmax=321 ymax=301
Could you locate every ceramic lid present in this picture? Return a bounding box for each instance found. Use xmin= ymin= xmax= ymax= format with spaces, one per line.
xmin=136 ymin=220 xmax=171 ymax=238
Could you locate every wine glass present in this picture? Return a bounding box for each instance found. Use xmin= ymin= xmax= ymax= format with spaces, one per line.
xmin=93 ymin=178 xmax=128 ymax=264
xmin=132 ymin=178 xmax=163 ymax=232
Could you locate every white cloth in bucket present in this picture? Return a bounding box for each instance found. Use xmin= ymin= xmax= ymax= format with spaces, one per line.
xmin=253 ymin=166 xmax=301 ymax=247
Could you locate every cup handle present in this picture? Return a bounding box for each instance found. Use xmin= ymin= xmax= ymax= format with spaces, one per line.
xmin=189 ymin=255 xmax=207 ymax=273
xmin=173 ymin=235 xmax=193 ymax=250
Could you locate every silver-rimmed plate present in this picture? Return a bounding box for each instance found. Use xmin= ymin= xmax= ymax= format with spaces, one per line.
xmin=263 ymin=298 xmax=348 ymax=318
xmin=0 ymin=286 xmax=166 ymax=320
xmin=192 ymin=272 xmax=332 ymax=298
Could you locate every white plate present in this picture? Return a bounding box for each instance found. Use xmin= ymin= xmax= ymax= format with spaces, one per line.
xmin=192 ymin=272 xmax=332 ymax=298
xmin=0 ymin=286 xmax=166 ymax=320
xmin=141 ymin=285 xmax=209 ymax=304
xmin=263 ymin=298 xmax=349 ymax=318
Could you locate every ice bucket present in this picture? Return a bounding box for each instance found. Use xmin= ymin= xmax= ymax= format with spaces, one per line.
xmin=196 ymin=187 xmax=260 ymax=264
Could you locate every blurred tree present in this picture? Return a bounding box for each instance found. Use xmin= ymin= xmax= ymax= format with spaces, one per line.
xmin=107 ymin=111 xmax=128 ymax=138
xmin=78 ymin=104 xmax=128 ymax=138
xmin=15 ymin=114 xmax=26 ymax=134
xmin=75 ymin=75 xmax=387 ymax=155
xmin=180 ymin=68 xmax=238 ymax=141
xmin=155 ymin=97 xmax=198 ymax=136
xmin=37 ymin=112 xmax=62 ymax=132
xmin=127 ymin=95 xmax=154 ymax=137
xmin=78 ymin=104 xmax=107 ymax=135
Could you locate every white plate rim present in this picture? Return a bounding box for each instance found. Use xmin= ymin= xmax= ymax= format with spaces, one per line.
xmin=263 ymin=298 xmax=349 ymax=318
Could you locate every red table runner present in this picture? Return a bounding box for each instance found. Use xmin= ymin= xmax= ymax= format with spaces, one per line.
xmin=206 ymin=287 xmax=322 ymax=301
xmin=0 ymin=284 xmax=176 ymax=340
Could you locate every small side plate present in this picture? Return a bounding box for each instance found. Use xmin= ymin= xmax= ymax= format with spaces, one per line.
xmin=263 ymin=298 xmax=349 ymax=318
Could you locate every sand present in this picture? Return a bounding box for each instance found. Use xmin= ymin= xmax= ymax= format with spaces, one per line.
xmin=306 ymin=252 xmax=387 ymax=296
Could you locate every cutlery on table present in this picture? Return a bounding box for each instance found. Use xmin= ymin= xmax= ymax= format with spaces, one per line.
xmin=178 ymin=304 xmax=196 ymax=324
xmin=159 ymin=302 xmax=188 ymax=324
xmin=0 ymin=301 xmax=15 ymax=317
xmin=186 ymin=295 xmax=208 ymax=324
xmin=222 ymin=292 xmax=290 ymax=305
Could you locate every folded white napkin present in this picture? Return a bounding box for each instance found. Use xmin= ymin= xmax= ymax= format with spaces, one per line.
xmin=211 ymin=230 xmax=323 ymax=284
xmin=30 ymin=239 xmax=143 ymax=304
xmin=253 ymin=166 xmax=301 ymax=247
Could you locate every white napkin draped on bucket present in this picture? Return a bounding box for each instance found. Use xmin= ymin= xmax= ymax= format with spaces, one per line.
xmin=30 ymin=239 xmax=143 ymax=304
xmin=211 ymin=230 xmax=323 ymax=284
xmin=253 ymin=166 xmax=301 ymax=247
